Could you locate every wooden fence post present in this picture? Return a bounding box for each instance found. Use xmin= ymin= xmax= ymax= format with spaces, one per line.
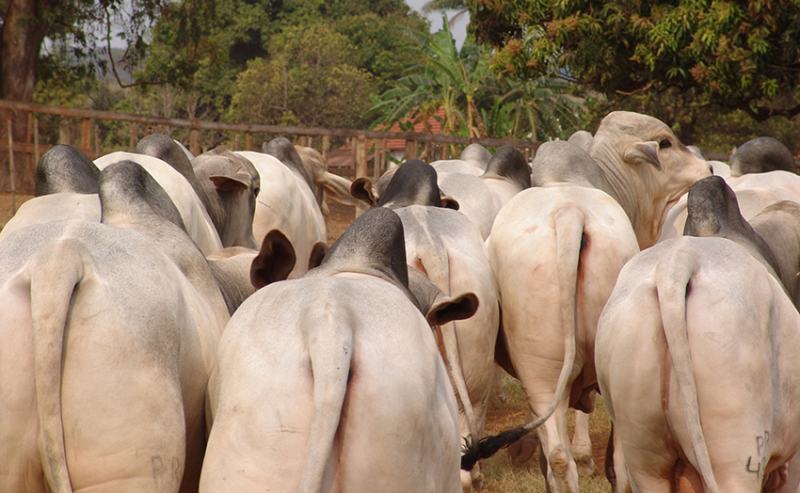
xmin=58 ymin=118 xmax=71 ymax=145
xmin=244 ymin=133 xmax=253 ymax=150
xmin=189 ymin=126 xmax=200 ymax=155
xmin=405 ymin=139 xmax=416 ymax=160
xmin=80 ymin=118 xmax=91 ymax=155
xmin=33 ymin=115 xmax=40 ymax=165
xmin=373 ymin=141 xmax=381 ymax=179
xmin=7 ymin=117 xmax=16 ymax=212
xmin=129 ymin=124 xmax=138 ymax=149
xmin=94 ymin=123 xmax=101 ymax=158
xmin=355 ymin=134 xmax=368 ymax=217
xmin=321 ymin=135 xmax=330 ymax=161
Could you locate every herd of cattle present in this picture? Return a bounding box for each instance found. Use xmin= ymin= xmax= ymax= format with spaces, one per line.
xmin=1 ymin=110 xmax=799 ymax=493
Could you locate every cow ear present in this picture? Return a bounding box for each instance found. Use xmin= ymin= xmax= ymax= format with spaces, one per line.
xmin=426 ymin=292 xmax=479 ymax=326
xmin=440 ymin=195 xmax=460 ymax=210
xmin=623 ymin=141 xmax=661 ymax=169
xmin=308 ymin=241 xmax=328 ymax=270
xmin=209 ymin=173 xmax=249 ymax=191
xmin=350 ymin=177 xmax=377 ymax=206
xmin=250 ymin=230 xmax=296 ymax=289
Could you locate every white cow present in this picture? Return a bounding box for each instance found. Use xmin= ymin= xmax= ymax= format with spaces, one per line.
xmin=1 ymin=150 xmax=228 ymax=256
xmin=437 ymin=146 xmax=531 ymax=239
xmin=483 ymin=111 xmax=710 ymax=491
xmin=596 ymin=237 xmax=800 ymax=492
xmin=486 ymin=186 xmax=639 ymax=491
xmin=200 ymin=208 xmax=477 ymax=492
xmin=396 ymin=204 xmax=500 ymax=489
xmin=0 ymin=161 xmax=229 ymax=492
xmin=236 ymin=150 xmax=328 ymax=277
xmin=95 ymin=151 xmax=223 ymax=254
xmin=660 ymin=170 xmax=800 ymax=240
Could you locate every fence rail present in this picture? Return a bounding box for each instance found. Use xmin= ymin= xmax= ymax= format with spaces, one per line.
xmin=0 ymin=99 xmax=539 ymax=197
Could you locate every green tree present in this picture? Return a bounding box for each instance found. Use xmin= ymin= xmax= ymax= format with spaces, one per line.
xmin=228 ymin=23 xmax=374 ymax=128
xmin=136 ymin=0 xmax=428 ymax=119
xmin=467 ymin=0 xmax=800 ymax=121
xmin=370 ymin=21 xmax=585 ymax=140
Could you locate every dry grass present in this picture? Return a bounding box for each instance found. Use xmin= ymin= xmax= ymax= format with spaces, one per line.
xmin=480 ymin=372 xmax=611 ymax=492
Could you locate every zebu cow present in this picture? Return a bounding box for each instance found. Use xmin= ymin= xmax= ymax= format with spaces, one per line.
xmin=730 ymin=136 xmax=798 ymax=176
xmin=35 ymin=144 xmax=100 ymax=195
xmin=660 ymin=170 xmax=800 ymax=240
xmin=749 ymin=201 xmax=800 ymax=308
xmin=595 ymin=236 xmax=800 ymax=493
xmin=95 ymin=151 xmax=224 ymax=253
xmin=295 ymin=145 xmax=365 ymax=214
xmin=235 ymin=149 xmax=328 ymax=277
xmin=200 ymin=208 xmax=478 ymax=492
xmin=373 ymin=160 xmax=500 ymax=489
xmin=482 ymin=111 xmax=710 ymax=492
xmin=137 ymin=135 xmax=261 ymax=249
xmin=436 ymin=146 xmax=531 ymax=238
xmin=431 ymin=143 xmax=493 ymax=176
xmin=0 ymin=161 xmax=229 ymax=492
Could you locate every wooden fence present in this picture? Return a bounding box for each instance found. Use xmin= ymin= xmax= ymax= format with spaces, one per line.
xmin=0 ymin=99 xmax=539 ymax=197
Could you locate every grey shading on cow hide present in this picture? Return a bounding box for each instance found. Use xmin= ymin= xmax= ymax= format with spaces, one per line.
xmin=482 ymin=146 xmax=531 ymax=190
xmin=531 ymin=140 xmax=615 ymax=197
xmin=730 ymin=136 xmax=798 ymax=176
xmin=683 ymin=175 xmax=782 ymax=281
xmin=750 ymin=200 xmax=800 ymax=307
xmin=378 ymin=160 xmax=443 ymax=208
xmin=309 ymin=207 xmax=412 ymax=298
xmin=207 ymin=247 xmax=258 ymax=314
xmin=98 ymin=160 xmax=186 ymax=232
xmin=137 ymin=134 xmax=197 ymax=189
xmin=35 ymin=144 xmax=100 ymax=196
xmin=136 ymin=133 xmax=215 ymax=212
xmin=567 ymin=130 xmax=593 ymax=153
xmin=460 ymin=143 xmax=492 ymax=168
xmin=263 ymin=137 xmax=315 ymax=192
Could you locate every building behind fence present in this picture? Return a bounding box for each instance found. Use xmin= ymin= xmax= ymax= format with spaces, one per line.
xmin=0 ymin=99 xmax=539 ymax=197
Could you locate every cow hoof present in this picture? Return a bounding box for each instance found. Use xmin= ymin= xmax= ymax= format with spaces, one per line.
xmin=471 ymin=467 xmax=484 ymax=490
xmin=460 ymin=469 xmax=473 ymax=493
xmin=575 ymin=456 xmax=596 ymax=476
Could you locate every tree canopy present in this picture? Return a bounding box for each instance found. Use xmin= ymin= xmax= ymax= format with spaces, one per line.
xmin=468 ymin=0 xmax=800 ymax=120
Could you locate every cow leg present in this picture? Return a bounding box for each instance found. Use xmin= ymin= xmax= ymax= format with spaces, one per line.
xmin=536 ymin=402 xmax=579 ymax=493
xmin=571 ymin=409 xmax=595 ymax=476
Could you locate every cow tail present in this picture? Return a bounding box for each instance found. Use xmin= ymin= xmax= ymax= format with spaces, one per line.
xmin=30 ymin=239 xmax=86 ymax=493
xmin=298 ymin=303 xmax=354 ymax=493
xmin=462 ymin=207 xmax=582 ymax=469
xmin=656 ymin=248 xmax=719 ymax=493
xmin=421 ymin=248 xmax=479 ymax=445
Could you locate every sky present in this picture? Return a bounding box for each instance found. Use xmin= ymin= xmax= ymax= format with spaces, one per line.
xmin=405 ymin=0 xmax=469 ymax=48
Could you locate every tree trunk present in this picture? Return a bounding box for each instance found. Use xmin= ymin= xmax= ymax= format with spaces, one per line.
xmin=1 ymin=0 xmax=48 ymax=192
xmin=1 ymin=0 xmax=47 ymax=103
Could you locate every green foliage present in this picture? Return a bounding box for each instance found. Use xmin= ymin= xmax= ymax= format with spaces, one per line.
xmin=467 ymin=0 xmax=800 ymax=120
xmin=228 ymin=24 xmax=374 ymax=128
xmin=33 ymin=48 xmax=99 ymax=107
xmin=334 ymin=13 xmax=429 ymax=93
xmin=132 ymin=0 xmax=427 ymax=124
xmin=370 ymin=21 xmax=586 ymax=140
